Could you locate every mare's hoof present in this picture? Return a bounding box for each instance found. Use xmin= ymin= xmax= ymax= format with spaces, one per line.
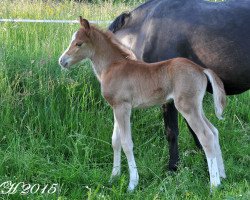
xmin=168 ymin=164 xmax=178 ymax=172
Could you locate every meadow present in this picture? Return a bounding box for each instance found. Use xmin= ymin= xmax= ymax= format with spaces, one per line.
xmin=0 ymin=0 xmax=249 ymax=199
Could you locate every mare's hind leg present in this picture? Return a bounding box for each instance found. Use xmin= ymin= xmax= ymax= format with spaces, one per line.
xmin=162 ymin=102 xmax=179 ymax=171
xmin=174 ymin=99 xmax=221 ymax=188
xmin=202 ymin=113 xmax=226 ymax=178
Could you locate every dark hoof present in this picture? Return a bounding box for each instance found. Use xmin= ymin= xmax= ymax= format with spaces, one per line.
xmin=168 ymin=164 xmax=178 ymax=172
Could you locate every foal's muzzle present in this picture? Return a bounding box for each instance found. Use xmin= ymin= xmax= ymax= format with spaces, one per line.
xmin=59 ymin=56 xmax=69 ymax=68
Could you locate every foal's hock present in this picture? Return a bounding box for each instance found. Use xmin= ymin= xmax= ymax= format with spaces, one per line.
xmin=59 ymin=17 xmax=226 ymax=192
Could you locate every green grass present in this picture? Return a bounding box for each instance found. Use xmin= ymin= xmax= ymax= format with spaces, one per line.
xmin=0 ymin=0 xmax=249 ymax=199
xmin=0 ymin=0 xmax=135 ymax=21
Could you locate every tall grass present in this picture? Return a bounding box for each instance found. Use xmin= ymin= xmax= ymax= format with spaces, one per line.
xmin=0 ymin=0 xmax=249 ymax=199
xmin=0 ymin=0 xmax=136 ymax=21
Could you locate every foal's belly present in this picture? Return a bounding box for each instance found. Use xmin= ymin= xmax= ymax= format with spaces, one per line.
xmin=132 ymin=99 xmax=164 ymax=108
xmin=131 ymin=91 xmax=172 ymax=108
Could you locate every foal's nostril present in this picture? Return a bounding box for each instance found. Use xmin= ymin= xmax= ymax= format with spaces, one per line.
xmin=64 ymin=62 xmax=68 ymax=67
xmin=59 ymin=58 xmax=64 ymax=65
xmin=59 ymin=57 xmax=68 ymax=67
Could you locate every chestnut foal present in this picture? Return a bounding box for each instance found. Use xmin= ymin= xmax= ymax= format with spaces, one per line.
xmin=59 ymin=17 xmax=226 ymax=192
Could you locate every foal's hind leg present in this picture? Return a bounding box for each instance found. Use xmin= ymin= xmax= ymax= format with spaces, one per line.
xmin=202 ymin=113 xmax=226 ymax=178
xmin=162 ymin=102 xmax=202 ymax=172
xmin=175 ymin=99 xmax=221 ymax=188
xmin=185 ymin=120 xmax=202 ymax=149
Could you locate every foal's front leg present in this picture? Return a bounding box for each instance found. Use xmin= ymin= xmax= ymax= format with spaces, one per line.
xmin=110 ymin=119 xmax=121 ymax=181
xmin=113 ymin=103 xmax=139 ymax=192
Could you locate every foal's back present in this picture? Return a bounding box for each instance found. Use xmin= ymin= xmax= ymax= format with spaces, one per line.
xmin=101 ymin=57 xmax=207 ymax=108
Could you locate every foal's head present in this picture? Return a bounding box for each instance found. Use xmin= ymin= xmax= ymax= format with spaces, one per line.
xmin=59 ymin=17 xmax=94 ymax=69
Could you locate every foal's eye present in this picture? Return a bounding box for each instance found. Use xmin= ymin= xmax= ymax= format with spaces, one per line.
xmin=76 ymin=43 xmax=83 ymax=47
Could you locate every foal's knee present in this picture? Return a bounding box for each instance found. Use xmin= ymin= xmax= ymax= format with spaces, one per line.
xmin=112 ymin=134 xmax=120 ymax=148
xmin=121 ymin=140 xmax=133 ymax=154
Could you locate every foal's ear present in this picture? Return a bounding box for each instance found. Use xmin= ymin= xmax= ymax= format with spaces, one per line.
xmin=79 ymin=16 xmax=90 ymax=32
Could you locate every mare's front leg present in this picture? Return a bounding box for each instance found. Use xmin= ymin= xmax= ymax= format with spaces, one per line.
xmin=110 ymin=119 xmax=121 ymax=181
xmin=162 ymin=102 xmax=179 ymax=171
xmin=113 ymin=103 xmax=139 ymax=192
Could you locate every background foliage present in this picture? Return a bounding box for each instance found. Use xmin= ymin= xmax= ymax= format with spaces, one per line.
xmin=0 ymin=0 xmax=249 ymax=199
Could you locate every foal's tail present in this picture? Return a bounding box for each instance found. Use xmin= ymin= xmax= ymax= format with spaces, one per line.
xmin=203 ymin=69 xmax=226 ymax=119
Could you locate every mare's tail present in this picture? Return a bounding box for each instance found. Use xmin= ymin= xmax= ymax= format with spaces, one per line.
xmin=203 ymin=69 xmax=226 ymax=119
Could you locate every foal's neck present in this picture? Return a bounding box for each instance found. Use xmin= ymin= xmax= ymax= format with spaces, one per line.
xmin=90 ymin=31 xmax=130 ymax=80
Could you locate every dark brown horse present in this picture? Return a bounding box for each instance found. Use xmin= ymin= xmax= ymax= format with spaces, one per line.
xmin=109 ymin=0 xmax=250 ymax=171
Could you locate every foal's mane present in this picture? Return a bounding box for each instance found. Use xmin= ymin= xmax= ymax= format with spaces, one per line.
xmin=91 ymin=25 xmax=137 ymax=60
